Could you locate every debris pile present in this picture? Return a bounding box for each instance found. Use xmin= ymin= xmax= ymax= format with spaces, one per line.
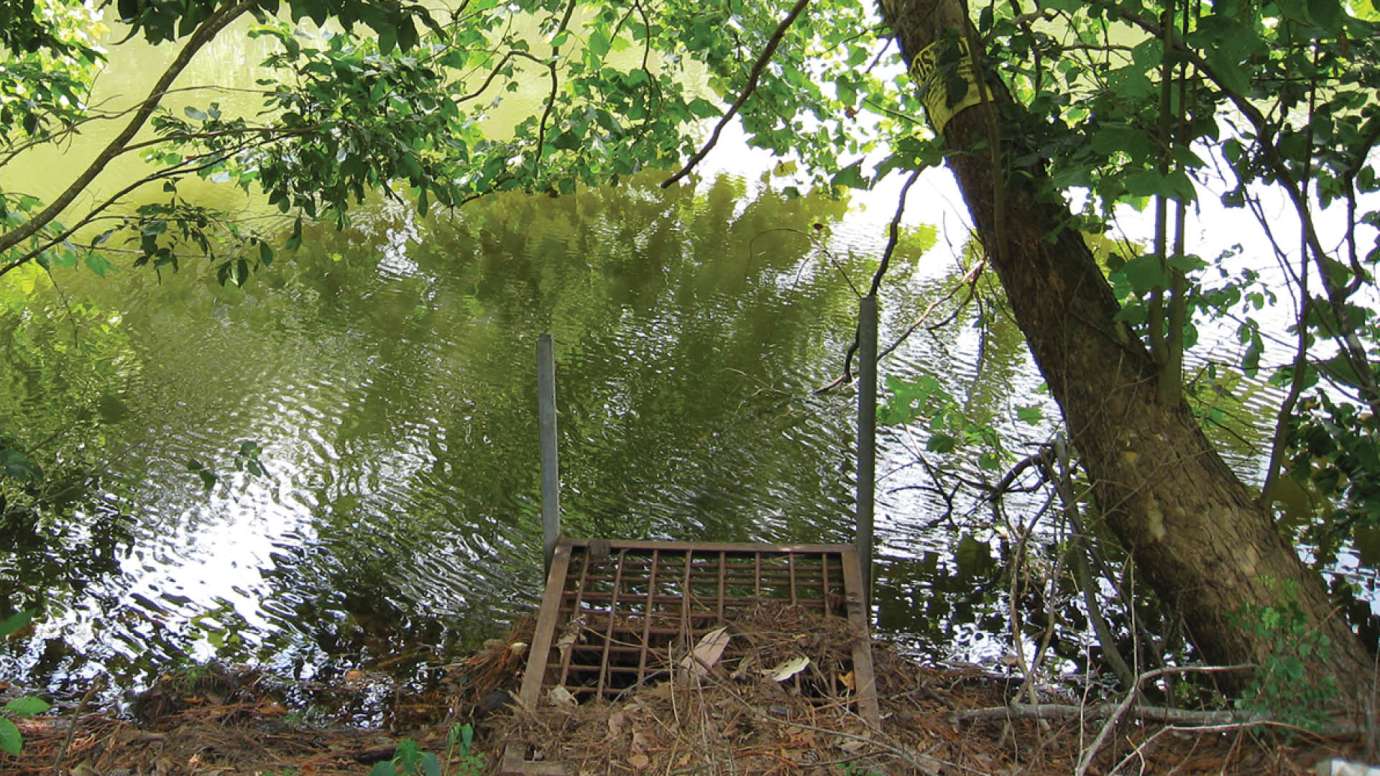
xmin=497 ymin=604 xmax=880 ymax=773
xmin=1 ymin=608 xmax=1372 ymax=775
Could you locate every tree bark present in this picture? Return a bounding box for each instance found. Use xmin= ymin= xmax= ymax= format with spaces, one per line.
xmin=879 ymin=0 xmax=1372 ymax=691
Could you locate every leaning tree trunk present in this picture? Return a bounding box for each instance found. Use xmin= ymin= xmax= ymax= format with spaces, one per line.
xmin=879 ymin=0 xmax=1372 ymax=691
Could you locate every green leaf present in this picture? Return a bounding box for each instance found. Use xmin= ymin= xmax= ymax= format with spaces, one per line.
xmin=1119 ymin=255 xmax=1170 ymax=294
xmin=1091 ymin=126 xmax=1155 ymax=161
xmin=1242 ymin=332 xmax=1263 ymax=378
xmin=396 ymin=18 xmax=418 ymax=52
xmin=878 ymin=374 xmax=941 ymax=426
xmin=461 ymin=723 xmax=474 ymax=753
xmin=831 ymin=159 xmax=870 ymax=189
xmin=686 ymin=97 xmax=719 ymax=118
xmin=420 ymin=752 xmax=442 ymax=776
xmin=1167 ymin=253 xmax=1206 ymax=273
xmin=927 ymin=433 xmax=957 ymax=453
xmin=4 ymin=697 xmax=49 ymax=717
xmin=378 ymin=25 xmax=397 ymax=55
xmin=84 ymin=253 xmax=113 ymax=276
xmin=0 ymin=717 xmax=19 ymax=755
xmin=183 ymin=106 xmax=207 ymax=122
xmin=368 ymin=762 xmax=396 ymax=776
xmin=588 ymin=28 xmax=612 ymax=58
xmin=1207 ymin=49 xmax=1251 ymax=95
xmin=285 ymin=216 xmax=303 ymax=251
xmin=1 ymin=447 xmax=42 ymax=482
xmin=1016 ymin=405 xmax=1043 ymax=424
xmin=0 ymin=611 xmax=32 ymax=638
xmin=258 ymin=241 xmax=273 ymax=267
xmin=1316 ymin=352 xmax=1365 ymax=390
xmin=186 ymin=459 xmax=217 ymax=491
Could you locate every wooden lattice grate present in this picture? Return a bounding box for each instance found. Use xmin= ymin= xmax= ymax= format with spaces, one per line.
xmin=501 ymin=538 xmax=880 ymax=775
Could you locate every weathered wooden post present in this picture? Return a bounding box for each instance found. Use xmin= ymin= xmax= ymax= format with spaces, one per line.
xmin=856 ymin=295 xmax=877 ymax=614
xmin=537 ymin=333 xmax=561 ymax=574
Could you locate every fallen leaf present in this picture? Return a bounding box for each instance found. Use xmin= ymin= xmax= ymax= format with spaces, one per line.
xmin=608 ymin=710 xmax=626 ymax=738
xmin=627 ymin=752 xmax=651 ymax=770
xmin=555 ymin=616 xmax=585 ymax=664
xmin=548 ymin=686 xmax=578 ymax=708
xmin=763 ymin=655 xmax=810 ymax=682
xmin=839 ymin=738 xmax=867 ymax=754
xmin=680 ymin=626 xmax=731 ymax=676
xmin=731 ymin=654 xmax=755 ymax=679
xmin=838 ymin=670 xmax=855 ymax=691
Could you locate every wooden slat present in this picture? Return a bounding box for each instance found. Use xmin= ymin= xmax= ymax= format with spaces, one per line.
xmin=517 ymin=542 xmax=573 ymax=708
xmin=678 ymin=549 xmax=693 ymax=635
xmin=717 ymin=551 xmax=726 ymax=622
xmin=564 ymin=538 xmax=852 ymax=554
xmin=595 ymin=549 xmax=627 ymax=698
xmin=556 ymin=550 xmax=592 ymax=687
xmin=788 ymin=551 xmax=797 ymax=606
xmin=635 ymin=548 xmax=660 ymax=685
xmin=839 ymin=546 xmax=882 ymax=729
xmin=821 ymin=551 xmax=832 ymax=614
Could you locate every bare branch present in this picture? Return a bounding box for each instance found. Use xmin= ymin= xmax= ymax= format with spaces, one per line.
xmin=1075 ymin=663 xmax=1255 ymax=776
xmin=0 ymin=1 xmax=254 ymax=255
xmin=660 ymin=0 xmax=812 ymax=188
xmin=955 ymin=701 xmax=1251 ymax=725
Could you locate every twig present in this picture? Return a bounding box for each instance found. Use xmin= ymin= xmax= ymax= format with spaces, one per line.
xmin=1074 ymin=664 xmax=1254 ymax=776
xmin=53 ymin=678 xmax=105 ymax=771
xmin=702 ymin=673 xmax=982 ymax=775
xmin=660 ymin=0 xmax=812 ymax=187
xmin=839 ymin=166 xmax=924 ymax=383
xmin=1048 ymin=436 xmax=1136 ymax=690
xmin=955 ymin=701 xmax=1253 ymax=725
xmin=867 ymin=167 xmax=924 ymax=298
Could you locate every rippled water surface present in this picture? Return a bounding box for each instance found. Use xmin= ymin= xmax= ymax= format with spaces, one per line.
xmin=2 ymin=170 xmax=1043 ymax=690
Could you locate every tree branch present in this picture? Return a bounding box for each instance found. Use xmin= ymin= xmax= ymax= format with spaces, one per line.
xmin=1114 ymin=6 xmax=1380 ymax=413
xmin=0 ymin=141 xmax=265 ymax=280
xmin=955 ymin=701 xmax=1253 ymax=725
xmin=0 ymin=1 xmax=254 ymax=255
xmin=1075 ymin=663 xmax=1254 ymax=776
xmin=660 ymin=0 xmax=812 ymax=188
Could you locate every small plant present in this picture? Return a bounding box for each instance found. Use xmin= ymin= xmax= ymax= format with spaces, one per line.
xmin=445 ymin=724 xmax=485 ymax=776
xmin=0 ymin=611 xmax=51 ymax=756
xmin=368 ymin=724 xmax=484 ymax=776
xmin=1232 ymin=579 xmax=1337 ymax=730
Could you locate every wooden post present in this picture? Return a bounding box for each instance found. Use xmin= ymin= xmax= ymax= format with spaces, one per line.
xmin=856 ymin=295 xmax=877 ymax=614
xmin=538 ymin=333 xmax=561 ymax=574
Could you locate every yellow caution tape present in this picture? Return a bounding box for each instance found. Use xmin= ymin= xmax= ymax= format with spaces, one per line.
xmin=910 ymin=36 xmax=983 ymax=134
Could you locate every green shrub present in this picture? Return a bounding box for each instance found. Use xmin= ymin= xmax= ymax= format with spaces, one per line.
xmin=1232 ymin=580 xmax=1337 ymax=730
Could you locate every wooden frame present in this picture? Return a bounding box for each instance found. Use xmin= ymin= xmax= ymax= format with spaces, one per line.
xmin=499 ymin=538 xmax=881 ymax=775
